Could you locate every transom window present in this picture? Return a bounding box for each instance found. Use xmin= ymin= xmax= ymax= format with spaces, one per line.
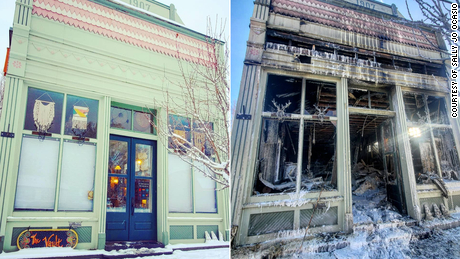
xmin=110 ymin=102 xmax=155 ymax=134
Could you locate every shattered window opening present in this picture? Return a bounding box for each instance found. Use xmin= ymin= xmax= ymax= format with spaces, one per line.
xmin=348 ymin=88 xmax=390 ymax=110
xmin=403 ymin=92 xmax=460 ymax=184
xmin=255 ymin=75 xmax=337 ymax=195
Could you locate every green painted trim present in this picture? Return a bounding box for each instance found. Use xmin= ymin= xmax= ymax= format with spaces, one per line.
xmin=162 ymin=231 xmax=169 ymax=244
xmin=89 ymin=0 xmax=209 ymax=43
xmin=97 ymin=233 xmax=105 ymax=249
xmin=170 ymin=225 xmax=193 ymax=239
xmin=111 ymin=102 xmax=152 ymax=113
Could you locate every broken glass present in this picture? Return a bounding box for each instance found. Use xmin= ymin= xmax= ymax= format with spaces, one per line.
xmin=264 ymin=75 xmax=302 ymax=114
xmin=255 ymin=119 xmax=299 ymax=194
xmin=433 ymin=128 xmax=460 ymax=181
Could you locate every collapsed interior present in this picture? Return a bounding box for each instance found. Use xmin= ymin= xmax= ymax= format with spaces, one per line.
xmin=254 ymin=75 xmax=337 ymax=194
xmin=350 ymin=112 xmax=405 ymax=224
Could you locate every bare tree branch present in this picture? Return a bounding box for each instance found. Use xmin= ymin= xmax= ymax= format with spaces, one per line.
xmin=149 ymin=17 xmax=230 ymax=189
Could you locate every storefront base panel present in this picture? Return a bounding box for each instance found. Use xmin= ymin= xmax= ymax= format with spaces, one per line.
xmin=167 ymin=223 xmax=226 ymax=244
xmin=237 ymin=199 xmax=345 ymax=246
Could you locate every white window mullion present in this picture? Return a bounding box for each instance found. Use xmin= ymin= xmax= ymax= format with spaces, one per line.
xmin=54 ymin=138 xmax=64 ymax=212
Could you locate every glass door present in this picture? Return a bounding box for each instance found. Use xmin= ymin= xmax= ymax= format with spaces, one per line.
xmin=106 ymin=135 xmax=157 ymax=241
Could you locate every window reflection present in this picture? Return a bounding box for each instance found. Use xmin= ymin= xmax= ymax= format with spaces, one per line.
xmin=107 ymin=176 xmax=127 ymax=212
xmin=135 ymin=144 xmax=152 ymax=177
xmin=109 ymin=140 xmax=128 ymax=175
xmin=133 ymin=111 xmax=153 ymax=133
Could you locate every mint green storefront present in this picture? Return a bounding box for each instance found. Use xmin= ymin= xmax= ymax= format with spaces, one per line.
xmin=0 ymin=0 xmax=229 ymax=252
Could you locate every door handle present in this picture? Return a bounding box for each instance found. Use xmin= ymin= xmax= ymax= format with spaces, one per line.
xmin=131 ymin=197 xmax=135 ymax=215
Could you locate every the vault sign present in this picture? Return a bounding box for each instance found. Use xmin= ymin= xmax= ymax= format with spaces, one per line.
xmin=17 ymin=229 xmax=78 ymax=249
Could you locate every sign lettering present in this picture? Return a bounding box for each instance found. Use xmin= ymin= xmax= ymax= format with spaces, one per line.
xmin=17 ymin=229 xmax=78 ymax=249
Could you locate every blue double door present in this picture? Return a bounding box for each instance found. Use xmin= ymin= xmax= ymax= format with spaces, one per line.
xmin=106 ymin=135 xmax=157 ymax=241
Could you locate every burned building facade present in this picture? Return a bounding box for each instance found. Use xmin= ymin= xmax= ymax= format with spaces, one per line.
xmin=231 ymin=0 xmax=459 ymax=246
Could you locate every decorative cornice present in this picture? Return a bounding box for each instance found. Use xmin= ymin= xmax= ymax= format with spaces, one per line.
xmin=32 ymin=0 xmax=214 ymax=64
xmin=271 ymin=0 xmax=439 ymax=50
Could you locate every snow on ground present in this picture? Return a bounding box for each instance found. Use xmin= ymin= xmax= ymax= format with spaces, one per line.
xmin=234 ymin=223 xmax=460 ymax=259
xmin=233 ymin=196 xmax=460 ymax=259
xmin=135 ymin=248 xmax=229 ymax=259
xmin=0 ymin=243 xmax=229 ymax=259
xmin=352 ymin=186 xmax=404 ymax=225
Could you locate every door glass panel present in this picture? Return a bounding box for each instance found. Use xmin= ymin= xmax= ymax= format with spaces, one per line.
xmin=135 ymin=144 xmax=153 ymax=177
xmin=107 ymin=176 xmax=127 ymax=212
xmin=134 ymin=179 xmax=151 ymax=213
xmin=109 ymin=140 xmax=128 ymax=175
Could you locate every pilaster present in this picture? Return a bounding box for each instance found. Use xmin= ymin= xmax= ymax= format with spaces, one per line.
xmin=391 ymin=85 xmax=421 ymax=221
xmin=8 ymin=0 xmax=33 ymax=78
xmin=245 ymin=0 xmax=271 ymax=63
xmin=337 ymin=78 xmax=352 ymax=232
xmin=97 ymin=96 xmax=111 ymax=249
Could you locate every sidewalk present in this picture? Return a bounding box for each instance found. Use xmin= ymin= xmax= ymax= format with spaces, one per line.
xmin=0 ymin=242 xmax=230 ymax=259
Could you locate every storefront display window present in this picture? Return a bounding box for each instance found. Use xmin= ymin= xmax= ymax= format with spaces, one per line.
xmin=58 ymin=141 xmax=96 ymax=211
xmin=14 ymin=136 xmax=60 ymax=210
xmin=64 ymin=95 xmax=99 ymax=139
xmin=24 ymin=88 xmax=64 ymax=134
xmin=15 ymin=87 xmax=99 ymax=212
xmin=168 ymin=154 xmax=217 ymax=213
xmin=194 ymin=163 xmax=217 ymax=213
xmin=168 ymin=154 xmax=193 ymax=212
xmin=403 ymin=93 xmax=460 ymax=184
xmin=255 ymin=75 xmax=337 ymax=194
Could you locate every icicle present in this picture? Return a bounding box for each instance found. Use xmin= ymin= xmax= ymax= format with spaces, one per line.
xmin=313 ymin=123 xmax=316 ymax=145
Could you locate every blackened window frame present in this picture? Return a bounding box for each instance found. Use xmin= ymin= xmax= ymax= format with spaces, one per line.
xmin=254 ymin=74 xmax=339 ymax=196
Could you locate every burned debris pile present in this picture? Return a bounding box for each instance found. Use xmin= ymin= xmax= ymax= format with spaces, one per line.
xmin=352 ymin=161 xmax=403 ymax=224
xmin=353 ymin=160 xmax=384 ymax=195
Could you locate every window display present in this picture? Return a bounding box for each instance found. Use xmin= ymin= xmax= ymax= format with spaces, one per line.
xmin=24 ymin=88 xmax=64 ymax=134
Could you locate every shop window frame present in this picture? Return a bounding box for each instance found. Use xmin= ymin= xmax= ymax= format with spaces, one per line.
xmin=253 ymin=74 xmax=339 ymax=196
xmin=167 ymin=113 xmax=218 ymax=214
xmin=167 ymin=153 xmax=218 ymax=214
xmin=110 ymin=102 xmax=157 ymax=135
xmin=403 ymin=92 xmax=460 ymax=185
xmin=14 ymin=87 xmax=99 ymax=212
